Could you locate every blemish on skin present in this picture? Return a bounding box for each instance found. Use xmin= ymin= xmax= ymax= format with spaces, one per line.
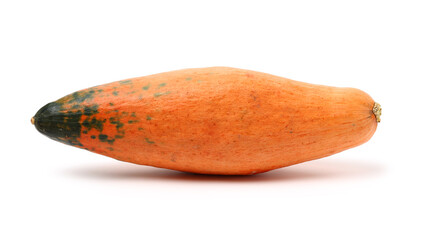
xmin=290 ymin=131 xmax=293 ymax=134
xmin=145 ymin=138 xmax=155 ymax=144
xmin=138 ymin=127 xmax=144 ymax=131
xmin=146 ymin=115 xmax=152 ymax=120
xmin=158 ymin=83 xmax=166 ymax=89
xmin=240 ymin=110 xmax=248 ymax=120
xmin=109 ymin=103 xmax=114 ymax=106
xmin=112 ymin=91 xmax=119 ymax=96
xmin=142 ymin=84 xmax=151 ymax=90
xmin=154 ymin=91 xmax=171 ymax=97
xmin=185 ymin=77 xmax=192 ymax=81
xmin=131 ymin=112 xmax=137 ymax=118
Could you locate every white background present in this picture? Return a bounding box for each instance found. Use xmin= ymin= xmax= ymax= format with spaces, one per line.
xmin=1 ymin=1 xmax=430 ymax=239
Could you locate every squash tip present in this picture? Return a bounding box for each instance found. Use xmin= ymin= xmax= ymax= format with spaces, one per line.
xmin=372 ymin=102 xmax=382 ymax=123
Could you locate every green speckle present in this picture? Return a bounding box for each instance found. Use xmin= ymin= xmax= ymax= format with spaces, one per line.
xmin=146 ymin=115 xmax=152 ymax=120
xmin=109 ymin=117 xmax=124 ymax=130
xmin=158 ymin=83 xmax=166 ymax=89
xmin=91 ymin=135 xmax=96 ymax=139
xmin=82 ymin=117 xmax=105 ymax=132
xmin=109 ymin=102 xmax=114 ymax=106
xmin=128 ymin=120 xmax=138 ymax=124
xmin=131 ymin=112 xmax=137 ymax=117
xmin=83 ymin=130 xmax=88 ymax=134
xmin=115 ymin=135 xmax=124 ymax=139
xmin=120 ymin=80 xmax=132 ymax=85
xmin=61 ymin=89 xmax=96 ymax=104
xmin=138 ymin=127 xmax=144 ymax=131
xmin=112 ymin=91 xmax=119 ymax=96
xmin=154 ymin=91 xmax=171 ymax=97
xmin=98 ymin=89 xmax=103 ymax=93
xmin=83 ymin=104 xmax=99 ymax=116
xmin=99 ymin=134 xmax=115 ymax=145
xmin=99 ymin=134 xmax=108 ymax=141
xmin=145 ymin=138 xmax=155 ymax=144
xmin=142 ymin=84 xmax=151 ymax=90
xmin=107 ymin=147 xmax=114 ymax=151
xmin=185 ymin=77 xmax=192 ymax=81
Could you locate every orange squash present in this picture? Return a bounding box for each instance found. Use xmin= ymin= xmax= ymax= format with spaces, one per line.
xmin=32 ymin=67 xmax=380 ymax=175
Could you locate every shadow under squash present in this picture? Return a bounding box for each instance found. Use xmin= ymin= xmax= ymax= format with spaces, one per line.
xmin=66 ymin=158 xmax=384 ymax=183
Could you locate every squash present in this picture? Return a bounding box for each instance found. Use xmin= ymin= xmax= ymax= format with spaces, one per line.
xmin=32 ymin=67 xmax=381 ymax=175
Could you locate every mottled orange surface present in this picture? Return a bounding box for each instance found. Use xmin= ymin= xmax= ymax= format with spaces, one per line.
xmin=34 ymin=67 xmax=378 ymax=175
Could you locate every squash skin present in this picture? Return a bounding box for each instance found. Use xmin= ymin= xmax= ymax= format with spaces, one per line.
xmin=33 ymin=67 xmax=378 ymax=175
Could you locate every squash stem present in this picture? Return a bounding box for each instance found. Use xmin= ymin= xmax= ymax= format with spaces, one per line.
xmin=373 ymin=102 xmax=382 ymax=123
xmin=31 ymin=117 xmax=35 ymax=125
